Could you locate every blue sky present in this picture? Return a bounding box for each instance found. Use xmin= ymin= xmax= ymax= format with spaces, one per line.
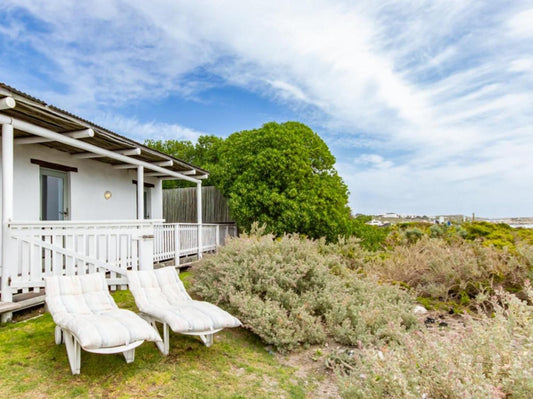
xmin=1 ymin=1 xmax=532 ymax=217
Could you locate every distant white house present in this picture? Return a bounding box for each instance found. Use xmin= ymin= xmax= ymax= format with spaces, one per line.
xmin=0 ymin=83 xmax=233 ymax=321
xmin=381 ymin=212 xmax=399 ymax=218
xmin=366 ymin=219 xmax=384 ymax=226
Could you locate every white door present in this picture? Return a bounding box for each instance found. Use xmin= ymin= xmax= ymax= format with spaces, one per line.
xmin=40 ymin=168 xmax=70 ymax=220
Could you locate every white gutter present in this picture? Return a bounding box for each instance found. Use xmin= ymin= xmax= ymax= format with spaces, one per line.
xmin=0 ymin=114 xmax=201 ymax=184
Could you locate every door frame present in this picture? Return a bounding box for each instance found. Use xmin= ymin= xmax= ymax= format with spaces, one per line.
xmin=39 ymin=167 xmax=71 ymax=220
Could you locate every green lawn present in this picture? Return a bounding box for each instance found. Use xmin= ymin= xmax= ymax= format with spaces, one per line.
xmin=0 ymin=274 xmax=307 ymax=398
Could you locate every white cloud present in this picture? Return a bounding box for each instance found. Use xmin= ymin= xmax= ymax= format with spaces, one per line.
xmin=507 ymin=8 xmax=533 ymax=38
xmin=509 ymin=58 xmax=533 ymax=73
xmin=94 ymin=114 xmax=206 ymax=143
xmin=1 ymin=0 xmax=532 ymax=216
xmin=354 ymin=154 xmax=393 ymax=170
xmin=267 ymin=80 xmax=310 ymax=103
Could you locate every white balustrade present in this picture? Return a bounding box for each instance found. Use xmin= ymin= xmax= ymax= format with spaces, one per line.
xmin=7 ymin=220 xmax=157 ymax=294
xmin=153 ymin=223 xmax=237 ymax=264
xmin=2 ymin=221 xmax=236 ymax=298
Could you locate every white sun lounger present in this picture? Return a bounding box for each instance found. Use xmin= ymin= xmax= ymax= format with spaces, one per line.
xmin=45 ymin=273 xmax=161 ymax=375
xmin=127 ymin=267 xmax=241 ymax=355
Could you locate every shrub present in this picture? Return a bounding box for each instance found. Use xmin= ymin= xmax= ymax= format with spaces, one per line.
xmin=353 ymin=236 xmax=532 ymax=305
xmin=191 ymin=230 xmax=418 ymax=351
xmin=429 ymin=224 xmax=445 ymax=238
xmin=464 ymin=222 xmax=519 ymax=249
xmin=517 ymin=228 xmax=533 ymax=245
xmin=324 ymin=277 xmax=418 ymax=346
xmin=320 ymin=236 xmax=377 ymax=272
xmin=404 ymin=228 xmax=424 ymax=243
xmin=347 ymin=219 xmax=390 ymax=251
xmin=332 ymin=284 xmax=533 ymax=398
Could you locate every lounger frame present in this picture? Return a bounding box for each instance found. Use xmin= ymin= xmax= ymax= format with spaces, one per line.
xmin=139 ymin=314 xmax=222 ymax=355
xmin=54 ymin=325 xmax=144 ymax=375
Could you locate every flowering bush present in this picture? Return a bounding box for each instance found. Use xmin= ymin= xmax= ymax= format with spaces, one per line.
xmin=191 ymin=230 xmax=417 ymax=351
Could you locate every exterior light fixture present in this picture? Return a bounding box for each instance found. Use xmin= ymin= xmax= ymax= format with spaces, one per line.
xmin=104 ymin=190 xmax=112 ymax=200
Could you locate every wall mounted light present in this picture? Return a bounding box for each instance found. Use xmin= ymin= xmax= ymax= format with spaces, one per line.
xmin=104 ymin=190 xmax=112 ymax=200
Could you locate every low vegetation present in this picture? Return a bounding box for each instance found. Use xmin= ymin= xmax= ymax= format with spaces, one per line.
xmin=192 ymin=223 xmax=533 ymax=397
xmin=332 ymin=285 xmax=533 ymax=398
xmin=2 ymin=221 xmax=532 ymax=397
xmin=333 ymin=235 xmax=533 ymax=310
xmin=191 ymin=227 xmax=418 ymax=352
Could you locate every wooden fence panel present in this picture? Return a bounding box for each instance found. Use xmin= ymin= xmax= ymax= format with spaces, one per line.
xmin=163 ymin=186 xmax=234 ymax=223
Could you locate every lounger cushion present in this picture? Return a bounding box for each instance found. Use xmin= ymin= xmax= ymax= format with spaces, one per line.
xmin=45 ymin=273 xmax=161 ymax=350
xmin=127 ymin=267 xmax=241 ymax=333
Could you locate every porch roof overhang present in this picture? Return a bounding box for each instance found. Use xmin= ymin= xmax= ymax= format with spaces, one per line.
xmin=0 ymin=83 xmax=208 ymax=183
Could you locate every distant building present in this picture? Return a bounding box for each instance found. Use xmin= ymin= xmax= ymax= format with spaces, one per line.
xmin=381 ymin=213 xmax=399 ymax=218
xmin=366 ymin=219 xmax=384 ymax=226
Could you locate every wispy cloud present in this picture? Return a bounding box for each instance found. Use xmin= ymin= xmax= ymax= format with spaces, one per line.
xmin=95 ymin=113 xmax=206 ymax=143
xmin=1 ymin=0 xmax=532 ymax=216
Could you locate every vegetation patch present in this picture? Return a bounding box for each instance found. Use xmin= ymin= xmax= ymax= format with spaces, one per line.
xmin=191 ymin=228 xmax=418 ymax=352
xmin=335 ymin=230 xmax=533 ymax=308
xmin=0 ymin=288 xmax=308 ymax=398
xmin=3 ymin=221 xmax=532 ymax=397
xmin=330 ymin=285 xmax=533 ymax=399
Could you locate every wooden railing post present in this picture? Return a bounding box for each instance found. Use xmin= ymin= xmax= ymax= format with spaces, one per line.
xmin=138 ymin=224 xmax=154 ymax=271
xmin=196 ymin=182 xmax=203 ymax=259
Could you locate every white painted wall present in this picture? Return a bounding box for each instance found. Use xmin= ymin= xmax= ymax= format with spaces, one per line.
xmin=0 ymin=142 xmax=163 ymax=221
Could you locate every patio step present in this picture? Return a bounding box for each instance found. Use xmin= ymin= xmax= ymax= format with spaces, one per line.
xmin=0 ymin=292 xmax=45 ymax=316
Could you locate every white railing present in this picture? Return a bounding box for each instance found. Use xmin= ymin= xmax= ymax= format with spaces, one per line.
xmin=153 ymin=223 xmax=237 ymax=264
xmin=6 ymin=220 xmax=158 ymax=295
xmin=1 ymin=220 xmax=237 ymax=300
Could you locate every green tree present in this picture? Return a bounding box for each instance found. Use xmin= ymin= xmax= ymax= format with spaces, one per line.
xmin=145 ymin=135 xmax=223 ymax=187
xmin=214 ymin=122 xmax=351 ymax=241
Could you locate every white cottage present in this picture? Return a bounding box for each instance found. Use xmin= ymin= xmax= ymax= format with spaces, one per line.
xmin=0 ymin=83 xmax=230 ymax=322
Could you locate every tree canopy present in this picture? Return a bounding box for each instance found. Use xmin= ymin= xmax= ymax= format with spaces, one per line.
xmin=145 ymin=135 xmax=223 ymax=188
xmin=146 ymin=122 xmax=352 ymax=241
xmin=214 ymin=122 xmax=351 ymax=240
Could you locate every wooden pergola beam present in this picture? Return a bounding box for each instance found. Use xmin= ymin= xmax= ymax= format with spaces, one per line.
xmin=15 ymin=129 xmax=94 ymax=145
xmin=73 ymin=148 xmax=141 ymax=159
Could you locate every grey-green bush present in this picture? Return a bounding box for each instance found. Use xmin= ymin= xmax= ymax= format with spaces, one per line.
xmin=333 ymin=284 xmax=533 ymax=399
xmin=191 ymin=230 xmax=418 ymax=351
